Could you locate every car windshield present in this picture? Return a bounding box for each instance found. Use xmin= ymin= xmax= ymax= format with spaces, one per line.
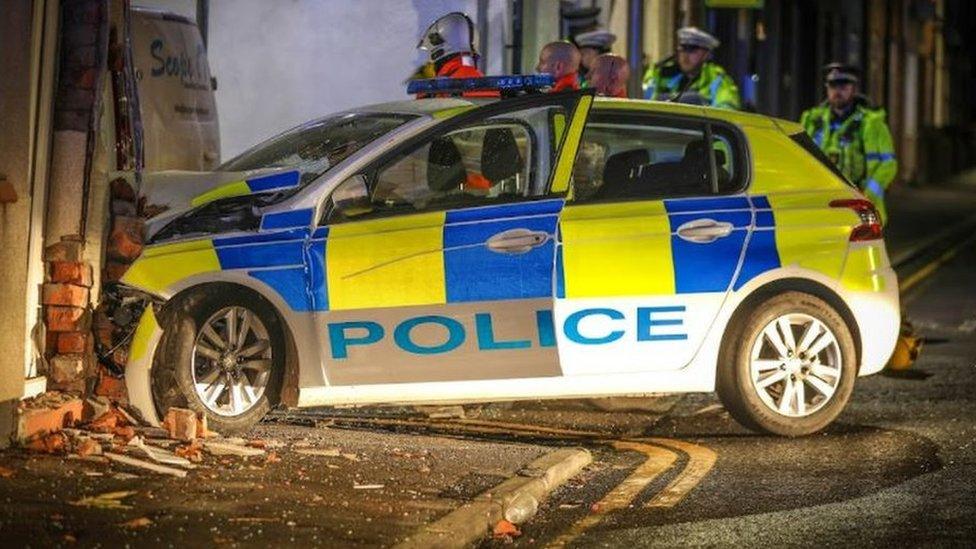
xmin=219 ymin=112 xmax=417 ymax=185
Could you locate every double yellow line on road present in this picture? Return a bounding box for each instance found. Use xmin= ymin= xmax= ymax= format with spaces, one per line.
xmin=442 ymin=419 xmax=717 ymax=547
xmin=899 ymin=232 xmax=976 ymax=299
xmin=327 ymin=415 xmax=717 ymax=547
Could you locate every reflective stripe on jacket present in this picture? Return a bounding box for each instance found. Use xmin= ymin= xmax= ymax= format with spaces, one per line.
xmin=800 ymin=98 xmax=898 ymax=222
xmin=642 ymin=58 xmax=741 ymax=110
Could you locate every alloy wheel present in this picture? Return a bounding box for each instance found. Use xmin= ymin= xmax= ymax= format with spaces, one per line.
xmin=191 ymin=306 xmax=272 ymax=416
xmin=749 ymin=313 xmax=843 ymax=418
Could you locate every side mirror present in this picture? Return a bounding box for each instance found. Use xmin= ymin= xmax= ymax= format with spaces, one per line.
xmin=331 ymin=174 xmax=372 ymax=217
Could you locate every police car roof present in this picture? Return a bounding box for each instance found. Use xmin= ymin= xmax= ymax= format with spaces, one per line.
xmin=355 ymin=96 xmax=798 ymax=132
xmin=358 ymin=98 xmax=493 ymax=117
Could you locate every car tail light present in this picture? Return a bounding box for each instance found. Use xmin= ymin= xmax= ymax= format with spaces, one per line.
xmin=829 ymin=198 xmax=883 ymax=241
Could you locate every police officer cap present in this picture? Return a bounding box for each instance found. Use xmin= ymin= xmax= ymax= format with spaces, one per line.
xmin=677 ymin=27 xmax=720 ymax=50
xmin=824 ymin=62 xmax=859 ymax=84
xmin=574 ymin=29 xmax=617 ymax=51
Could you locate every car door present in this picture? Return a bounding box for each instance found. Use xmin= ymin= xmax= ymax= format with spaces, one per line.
xmin=311 ymin=92 xmax=593 ymax=388
xmin=555 ymin=111 xmax=751 ymax=375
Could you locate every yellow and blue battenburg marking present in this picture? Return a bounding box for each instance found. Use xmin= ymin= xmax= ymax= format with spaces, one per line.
xmin=735 ymin=195 xmax=781 ymax=290
xmin=190 ymin=171 xmax=301 ymax=207
xmin=556 ymin=195 xmax=781 ymax=298
xmin=202 ymin=195 xmax=791 ymax=313
xmin=442 ymin=200 xmax=561 ymax=302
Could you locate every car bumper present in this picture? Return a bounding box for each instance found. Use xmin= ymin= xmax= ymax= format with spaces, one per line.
xmin=847 ymin=265 xmax=900 ymax=376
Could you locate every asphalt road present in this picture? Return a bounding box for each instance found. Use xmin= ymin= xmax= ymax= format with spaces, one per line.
xmin=613 ymin=229 xmax=976 ymax=547
xmin=469 ymin=217 xmax=976 ymax=547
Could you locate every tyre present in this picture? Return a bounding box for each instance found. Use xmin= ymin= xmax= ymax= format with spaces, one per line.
xmin=716 ymin=291 xmax=857 ymax=437
xmin=152 ymin=287 xmax=285 ymax=434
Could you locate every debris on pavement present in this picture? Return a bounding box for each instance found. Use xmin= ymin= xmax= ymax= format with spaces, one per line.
xmin=161 ymin=408 xmax=200 ymax=441
xmin=75 ymin=438 xmax=103 ymax=457
xmin=493 ymin=519 xmax=522 ymax=540
xmin=14 ymin=400 xmax=276 ymax=480
xmin=353 ymin=483 xmax=384 ymax=490
xmin=119 ymin=517 xmax=153 ymax=529
xmin=71 ymin=490 xmax=137 ymax=510
xmin=104 ymin=452 xmax=188 ymax=478
xmin=174 ymin=440 xmax=204 ymax=463
xmin=128 ymin=437 xmax=196 ymax=468
xmin=26 ymin=432 xmax=68 ymax=454
xmin=294 ymin=447 xmax=361 ymax=461
xmin=203 ymin=440 xmax=265 ymax=457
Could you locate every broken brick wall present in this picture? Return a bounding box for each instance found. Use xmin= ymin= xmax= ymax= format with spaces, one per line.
xmin=41 ymin=0 xmax=110 ymax=395
xmin=40 ymin=0 xmax=148 ymax=404
xmin=90 ymin=0 xmax=145 ymax=403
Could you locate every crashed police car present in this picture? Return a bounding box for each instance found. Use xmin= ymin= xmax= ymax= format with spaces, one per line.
xmin=121 ymin=76 xmax=900 ymax=437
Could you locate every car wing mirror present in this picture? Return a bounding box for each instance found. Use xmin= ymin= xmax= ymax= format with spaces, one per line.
xmin=331 ymin=174 xmax=372 ymax=217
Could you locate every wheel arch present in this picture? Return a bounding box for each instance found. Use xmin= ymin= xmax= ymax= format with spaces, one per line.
xmin=722 ymin=277 xmax=862 ymax=367
xmin=158 ymin=281 xmax=301 ymax=408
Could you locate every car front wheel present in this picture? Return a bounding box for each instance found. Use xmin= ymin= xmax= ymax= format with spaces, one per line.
xmin=152 ymin=288 xmax=285 ymax=434
xmin=716 ymin=291 xmax=857 ymax=437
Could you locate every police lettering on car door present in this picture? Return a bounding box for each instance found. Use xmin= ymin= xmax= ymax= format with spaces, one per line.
xmin=326 ymin=306 xmax=688 ymax=359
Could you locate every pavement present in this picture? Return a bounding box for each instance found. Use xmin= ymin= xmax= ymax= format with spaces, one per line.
xmin=0 ymin=421 xmax=563 ymax=546
xmin=1 ymin=174 xmax=975 ymax=547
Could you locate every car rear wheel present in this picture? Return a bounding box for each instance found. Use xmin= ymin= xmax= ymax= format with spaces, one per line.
xmin=153 ymin=288 xmax=285 ymax=434
xmin=716 ymin=291 xmax=857 ymax=437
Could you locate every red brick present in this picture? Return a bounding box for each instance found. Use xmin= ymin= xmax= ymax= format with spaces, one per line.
xmin=92 ymin=314 xmax=116 ymax=347
xmin=162 ymin=408 xmax=198 ymax=442
xmin=26 ymin=432 xmax=67 ymax=454
xmin=42 ymin=283 xmax=90 ymax=307
xmin=196 ymin=413 xmax=209 ymax=438
xmin=88 ymin=411 xmax=118 ymax=433
xmin=43 ymin=240 xmax=84 ymax=262
xmin=45 ymin=306 xmax=90 ymax=332
xmin=49 ymin=261 xmax=93 ymax=286
xmin=56 ymin=332 xmax=91 ymax=354
xmin=103 ymin=261 xmax=130 ymax=282
xmin=49 ymin=354 xmax=86 ymax=385
xmin=110 ymin=178 xmax=136 ymax=201
xmin=44 ymin=331 xmax=60 ymax=358
xmin=94 ymin=372 xmax=128 ymax=402
xmin=16 ymin=398 xmax=84 ymax=443
xmin=75 ymin=438 xmax=101 ymax=457
xmin=107 ymin=216 xmax=144 ymax=261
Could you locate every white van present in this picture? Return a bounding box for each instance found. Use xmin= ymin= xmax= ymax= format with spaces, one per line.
xmin=131 ymin=7 xmax=220 ymax=171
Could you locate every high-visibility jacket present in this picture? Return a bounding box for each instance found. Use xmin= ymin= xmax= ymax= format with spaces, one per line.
xmin=642 ymin=57 xmax=740 ymax=110
xmin=800 ymin=97 xmax=898 ymax=222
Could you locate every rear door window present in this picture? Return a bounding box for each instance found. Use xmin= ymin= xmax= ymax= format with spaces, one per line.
xmin=572 ymin=112 xmax=747 ymax=202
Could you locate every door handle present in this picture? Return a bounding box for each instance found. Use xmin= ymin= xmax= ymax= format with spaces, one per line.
xmin=676 ymin=218 xmax=734 ymax=243
xmin=486 ymin=228 xmax=550 ymax=254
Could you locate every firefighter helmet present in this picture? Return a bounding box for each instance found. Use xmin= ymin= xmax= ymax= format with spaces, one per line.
xmin=417 ymin=12 xmax=477 ymax=63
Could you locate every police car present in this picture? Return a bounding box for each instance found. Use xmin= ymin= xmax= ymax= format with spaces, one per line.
xmin=122 ymin=76 xmax=899 ymax=437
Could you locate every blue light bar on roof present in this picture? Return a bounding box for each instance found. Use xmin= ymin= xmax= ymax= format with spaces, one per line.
xmin=407 ymin=74 xmax=556 ymax=96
